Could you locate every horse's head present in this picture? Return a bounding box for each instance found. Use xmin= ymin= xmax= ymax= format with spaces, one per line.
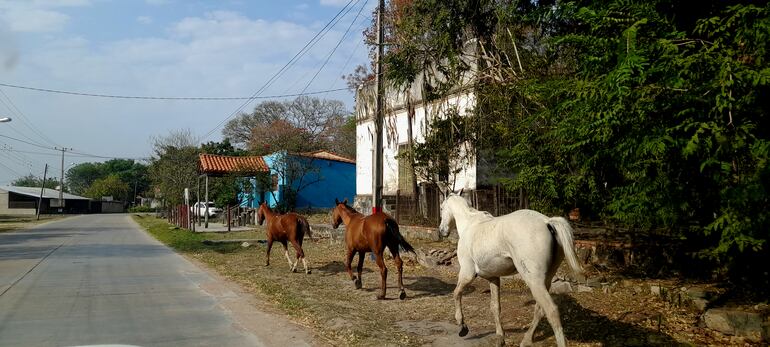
xmin=331 ymin=198 xmax=348 ymax=229
xmin=439 ymin=194 xmax=464 ymax=238
xmin=257 ymin=201 xmax=266 ymax=225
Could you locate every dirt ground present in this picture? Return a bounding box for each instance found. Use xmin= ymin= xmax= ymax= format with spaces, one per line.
xmin=138 ymin=216 xmax=758 ymax=347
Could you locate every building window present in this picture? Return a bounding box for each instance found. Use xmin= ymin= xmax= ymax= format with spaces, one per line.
xmin=398 ymin=144 xmax=415 ymax=196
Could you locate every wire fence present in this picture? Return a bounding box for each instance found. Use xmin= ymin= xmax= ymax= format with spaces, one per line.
xmin=390 ymin=184 xmax=527 ymax=227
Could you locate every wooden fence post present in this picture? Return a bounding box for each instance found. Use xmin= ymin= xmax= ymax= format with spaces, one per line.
xmin=227 ymin=205 xmax=231 ymax=232
xmin=395 ymin=189 xmax=400 ymax=223
xmin=493 ymin=185 xmax=499 ymax=216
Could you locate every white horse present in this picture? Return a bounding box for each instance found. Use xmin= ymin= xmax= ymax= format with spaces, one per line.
xmin=438 ymin=195 xmax=583 ymax=347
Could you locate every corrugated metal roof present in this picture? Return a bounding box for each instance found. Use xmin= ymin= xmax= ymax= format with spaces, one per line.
xmin=297 ymin=150 xmax=355 ymax=164
xmin=199 ymin=154 xmax=269 ymax=175
xmin=0 ymin=186 xmax=91 ymax=200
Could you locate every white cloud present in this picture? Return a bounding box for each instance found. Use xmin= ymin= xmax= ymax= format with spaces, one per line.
xmin=137 ymin=15 xmax=153 ymax=25
xmin=319 ymin=0 xmax=349 ymax=6
xmin=0 ymin=8 xmax=69 ymax=32
xmin=0 ymin=0 xmax=92 ymax=33
xmin=0 ymin=9 xmax=366 ymax=178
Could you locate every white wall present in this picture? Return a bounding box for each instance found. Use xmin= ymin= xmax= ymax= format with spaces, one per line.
xmin=356 ymin=92 xmax=477 ymax=196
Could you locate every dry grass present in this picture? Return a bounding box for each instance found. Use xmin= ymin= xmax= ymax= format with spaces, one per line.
xmin=133 ymin=215 xmax=753 ymax=346
xmin=0 ymin=215 xmax=66 ymax=233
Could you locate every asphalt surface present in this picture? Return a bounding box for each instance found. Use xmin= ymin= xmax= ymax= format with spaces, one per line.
xmin=0 ymin=214 xmax=315 ymax=347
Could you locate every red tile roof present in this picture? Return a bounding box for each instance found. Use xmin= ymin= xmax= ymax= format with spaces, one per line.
xmin=297 ymin=150 xmax=355 ymax=164
xmin=199 ymin=154 xmax=269 ymax=175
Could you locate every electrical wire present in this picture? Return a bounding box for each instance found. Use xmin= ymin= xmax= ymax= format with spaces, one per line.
xmin=281 ymin=0 xmax=364 ymax=94
xmin=0 ymin=133 xmax=55 ymax=150
xmin=0 ymin=82 xmax=349 ymax=101
xmin=0 ymin=87 xmax=60 ymax=147
xmin=197 ymin=0 xmax=358 ymax=142
xmin=300 ymin=0 xmax=369 ymax=94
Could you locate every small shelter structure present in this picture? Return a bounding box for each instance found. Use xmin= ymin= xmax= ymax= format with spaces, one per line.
xmin=197 ymin=154 xmax=269 ymax=227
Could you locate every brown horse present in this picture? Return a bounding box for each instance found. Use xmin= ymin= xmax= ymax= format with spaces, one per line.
xmin=331 ymin=198 xmax=415 ymax=300
xmin=257 ymin=202 xmax=314 ymax=274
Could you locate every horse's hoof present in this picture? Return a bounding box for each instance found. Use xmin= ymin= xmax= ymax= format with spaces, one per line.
xmin=399 ymin=290 xmax=406 ymax=300
xmin=459 ymin=324 xmax=469 ymax=337
xmin=291 ymin=268 xmax=297 ymax=273
xmin=354 ymin=279 xmax=362 ymax=289
xmin=306 ymin=270 xmax=312 ymax=274
xmin=496 ymin=335 xmax=505 ymax=347
xmin=264 ymin=263 xmax=270 ymax=266
xmin=376 ymin=294 xmax=386 ymax=300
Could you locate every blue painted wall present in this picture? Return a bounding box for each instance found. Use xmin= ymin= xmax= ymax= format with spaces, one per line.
xmin=239 ymin=151 xmax=355 ymax=209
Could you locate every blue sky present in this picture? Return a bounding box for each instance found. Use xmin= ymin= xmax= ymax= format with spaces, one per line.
xmin=0 ymin=0 xmax=373 ymax=184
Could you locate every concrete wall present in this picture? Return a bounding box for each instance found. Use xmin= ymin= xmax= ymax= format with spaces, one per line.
xmin=240 ymin=152 xmax=356 ymax=210
xmin=0 ymin=191 xmax=36 ymax=215
xmin=294 ymin=159 xmax=355 ymax=209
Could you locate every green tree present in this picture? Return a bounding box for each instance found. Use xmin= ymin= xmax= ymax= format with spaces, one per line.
xmin=84 ymin=174 xmax=130 ymax=200
xmin=66 ymin=159 xmax=149 ymax=201
xmin=383 ymin=0 xmax=770 ymax=280
xmin=223 ymin=96 xmax=352 ymax=156
xmin=11 ymin=174 xmax=60 ymax=190
xmin=148 ymin=129 xmax=199 ymax=207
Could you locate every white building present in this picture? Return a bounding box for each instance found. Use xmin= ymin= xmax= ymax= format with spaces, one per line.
xmin=352 ymin=41 xmax=502 ymax=213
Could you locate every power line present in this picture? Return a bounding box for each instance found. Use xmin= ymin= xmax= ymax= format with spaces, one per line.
xmin=326 ymin=20 xmax=370 ymax=95
xmin=0 ymin=82 xmax=350 ymax=101
xmin=0 ymin=159 xmax=24 ymax=178
xmin=0 ymin=99 xmax=53 ymax=147
xmin=68 ymin=149 xmax=149 ymax=161
xmin=197 ymin=0 xmax=358 ymax=142
xmin=0 ymin=148 xmax=60 ymax=157
xmin=301 ymin=0 xmax=369 ymax=94
xmin=0 ymin=87 xmax=60 ymax=147
xmin=282 ymin=0 xmax=364 ymax=93
xmin=0 ymin=133 xmax=54 ymax=150
xmin=0 ymin=134 xmax=145 ymax=161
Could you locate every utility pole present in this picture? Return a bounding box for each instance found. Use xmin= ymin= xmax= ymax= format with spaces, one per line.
xmin=55 ymin=147 xmax=72 ymax=212
xmin=372 ymin=0 xmax=385 ymax=214
xmin=37 ymin=164 xmax=48 ymax=220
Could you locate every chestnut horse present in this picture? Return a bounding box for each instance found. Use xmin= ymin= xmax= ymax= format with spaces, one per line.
xmin=257 ymin=202 xmax=314 ymax=274
xmin=331 ymin=198 xmax=415 ymax=300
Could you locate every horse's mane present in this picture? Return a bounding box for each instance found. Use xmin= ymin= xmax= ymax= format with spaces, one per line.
xmin=339 ymin=203 xmax=361 ymax=216
xmin=451 ymin=195 xmax=493 ymax=220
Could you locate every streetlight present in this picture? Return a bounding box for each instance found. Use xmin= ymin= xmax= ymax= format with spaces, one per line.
xmin=0 ymin=117 xmax=11 ymax=123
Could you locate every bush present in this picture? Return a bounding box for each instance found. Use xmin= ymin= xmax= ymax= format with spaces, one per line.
xmin=128 ymin=205 xmax=156 ymax=213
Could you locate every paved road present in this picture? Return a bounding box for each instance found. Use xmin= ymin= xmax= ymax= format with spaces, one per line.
xmin=0 ymin=214 xmax=315 ymax=347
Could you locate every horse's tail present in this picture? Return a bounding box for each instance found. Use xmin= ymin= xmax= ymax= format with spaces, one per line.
xmin=547 ymin=217 xmax=583 ymax=276
xmin=298 ymin=217 xmax=315 ymax=242
xmin=386 ymin=218 xmax=415 ymax=254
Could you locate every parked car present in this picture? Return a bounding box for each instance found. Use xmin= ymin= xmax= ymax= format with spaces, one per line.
xmin=191 ymin=201 xmax=222 ymax=217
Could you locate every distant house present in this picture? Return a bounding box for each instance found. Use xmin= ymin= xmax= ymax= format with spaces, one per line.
xmin=239 ymin=150 xmax=355 ymax=210
xmin=0 ymin=186 xmax=91 ymax=215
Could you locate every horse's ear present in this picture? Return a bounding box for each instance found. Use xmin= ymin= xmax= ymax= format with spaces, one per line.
xmin=437 ymin=182 xmax=448 ymax=198
xmin=458 ymin=188 xmax=464 ymax=196
xmin=343 ymin=198 xmax=348 ymax=205
xmin=335 ymin=198 xmax=340 ymax=205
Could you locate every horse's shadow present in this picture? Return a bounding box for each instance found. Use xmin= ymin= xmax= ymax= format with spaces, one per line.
xmin=405 ymin=276 xmax=474 ymax=298
xmin=516 ymin=294 xmax=685 ymax=346
xmin=316 ymin=260 xmax=374 ymax=276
